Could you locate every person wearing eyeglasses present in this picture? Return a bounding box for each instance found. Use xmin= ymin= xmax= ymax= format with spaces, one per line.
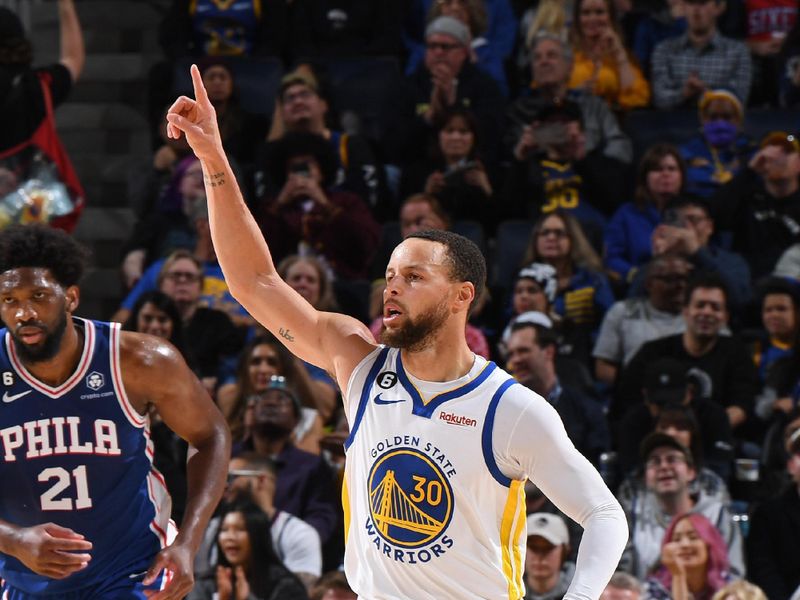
xmin=156 ymin=250 xmax=244 ymax=393
xmin=594 ymin=255 xmax=691 ymax=387
xmin=385 ymin=15 xmax=504 ymax=165
xmin=194 ymin=453 xmax=322 ymax=591
xmin=618 ymin=432 xmax=744 ymax=581
xmin=713 ymin=130 xmax=800 ymax=280
xmin=618 ymin=196 xmax=751 ymax=312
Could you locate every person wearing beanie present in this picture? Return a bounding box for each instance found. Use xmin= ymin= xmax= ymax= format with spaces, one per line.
xmin=679 ymin=89 xmax=755 ymax=199
xmin=384 ymin=15 xmax=505 ymax=165
xmin=241 ymin=376 xmax=339 ymax=544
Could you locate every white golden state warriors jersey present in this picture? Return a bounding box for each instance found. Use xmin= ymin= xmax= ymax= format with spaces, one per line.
xmin=343 ymin=347 xmax=528 ymax=600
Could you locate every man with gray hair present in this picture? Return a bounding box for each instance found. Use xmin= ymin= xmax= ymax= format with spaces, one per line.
xmin=386 ymin=15 xmax=504 ymax=164
xmin=505 ymin=34 xmax=632 ymax=164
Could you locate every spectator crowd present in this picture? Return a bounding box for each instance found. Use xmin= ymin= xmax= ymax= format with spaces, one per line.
xmin=3 ymin=0 xmax=800 ymax=598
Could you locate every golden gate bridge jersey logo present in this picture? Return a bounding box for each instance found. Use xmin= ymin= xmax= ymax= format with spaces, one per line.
xmin=367 ymin=447 xmax=454 ymax=549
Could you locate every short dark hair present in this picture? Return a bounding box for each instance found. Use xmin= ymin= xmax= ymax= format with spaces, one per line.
xmin=664 ymin=195 xmax=712 ymax=219
xmin=758 ymin=276 xmax=800 ymax=309
xmin=0 ymin=225 xmax=89 ymax=287
xmin=684 ymin=272 xmax=729 ymax=311
xmin=509 ymin=320 xmax=558 ymax=349
xmin=405 ymin=230 xmax=486 ymax=308
xmin=266 ymin=132 xmax=338 ymax=188
xmin=233 ymin=452 xmax=278 ymax=477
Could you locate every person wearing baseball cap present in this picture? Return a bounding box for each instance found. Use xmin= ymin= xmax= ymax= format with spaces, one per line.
xmin=715 ymin=126 xmax=800 ymax=279
xmin=524 ymin=512 xmax=575 ymax=600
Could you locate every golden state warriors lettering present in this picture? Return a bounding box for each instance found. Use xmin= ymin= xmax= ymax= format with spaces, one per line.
xmin=365 ymin=437 xmax=456 ymax=564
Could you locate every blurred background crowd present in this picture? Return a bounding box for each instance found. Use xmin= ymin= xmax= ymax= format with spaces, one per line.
xmin=2 ymin=0 xmax=800 ymax=598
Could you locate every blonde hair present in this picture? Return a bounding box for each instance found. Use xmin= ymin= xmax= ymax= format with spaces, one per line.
xmin=711 ymin=581 xmax=767 ymax=600
xmin=157 ymin=250 xmax=203 ymax=288
xmin=526 ymin=0 xmax=568 ymax=46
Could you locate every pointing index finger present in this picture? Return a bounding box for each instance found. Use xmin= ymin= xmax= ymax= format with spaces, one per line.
xmin=189 ymin=64 xmax=209 ymax=105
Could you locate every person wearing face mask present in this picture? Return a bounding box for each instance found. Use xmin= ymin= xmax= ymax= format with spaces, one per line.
xmin=679 ymin=89 xmax=755 ymax=200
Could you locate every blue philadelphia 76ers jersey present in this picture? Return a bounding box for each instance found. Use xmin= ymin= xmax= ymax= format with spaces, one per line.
xmin=0 ymin=319 xmax=172 ymax=594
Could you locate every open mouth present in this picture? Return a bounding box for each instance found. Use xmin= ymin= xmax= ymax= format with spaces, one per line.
xmin=17 ymin=327 xmax=45 ymax=345
xmin=383 ymin=304 xmax=403 ymax=324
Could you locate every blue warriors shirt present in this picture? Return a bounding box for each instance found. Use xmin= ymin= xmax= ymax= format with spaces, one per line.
xmin=0 ymin=319 xmax=172 ymax=594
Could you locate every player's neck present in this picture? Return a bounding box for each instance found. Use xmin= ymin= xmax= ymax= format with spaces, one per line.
xmin=22 ymin=320 xmax=83 ymax=387
xmin=400 ymin=335 xmax=474 ymax=383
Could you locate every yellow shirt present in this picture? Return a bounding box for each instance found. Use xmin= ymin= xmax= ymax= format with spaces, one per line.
xmin=568 ymin=50 xmax=650 ymax=109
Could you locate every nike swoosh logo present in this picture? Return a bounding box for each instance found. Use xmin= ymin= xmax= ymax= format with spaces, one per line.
xmin=3 ymin=390 xmax=32 ymax=403
xmin=374 ymin=393 xmax=405 ymax=405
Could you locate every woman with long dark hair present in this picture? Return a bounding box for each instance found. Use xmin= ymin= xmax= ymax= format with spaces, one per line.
xmin=604 ymin=143 xmax=686 ymax=285
xmin=188 ymin=500 xmax=308 ymax=600
xmin=217 ymin=334 xmax=325 ymax=454
xmin=399 ymin=107 xmax=495 ymax=230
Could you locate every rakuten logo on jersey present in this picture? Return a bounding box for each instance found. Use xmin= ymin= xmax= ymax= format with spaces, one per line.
xmin=438 ymin=411 xmax=477 ymax=428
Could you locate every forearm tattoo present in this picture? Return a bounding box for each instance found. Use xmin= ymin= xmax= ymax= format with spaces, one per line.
xmin=279 ymin=327 xmax=295 ymax=342
xmin=204 ymin=172 xmax=226 ymax=188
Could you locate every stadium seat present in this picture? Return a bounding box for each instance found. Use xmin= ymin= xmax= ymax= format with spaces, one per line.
xmin=298 ymin=56 xmax=403 ymax=142
xmin=172 ymin=57 xmax=284 ymax=117
xmin=490 ymin=219 xmax=534 ymax=291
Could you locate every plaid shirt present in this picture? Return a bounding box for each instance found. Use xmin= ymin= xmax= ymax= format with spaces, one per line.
xmin=651 ymin=31 xmax=752 ymax=109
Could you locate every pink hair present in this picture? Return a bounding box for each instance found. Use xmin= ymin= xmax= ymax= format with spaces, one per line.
xmin=651 ymin=513 xmax=730 ymax=594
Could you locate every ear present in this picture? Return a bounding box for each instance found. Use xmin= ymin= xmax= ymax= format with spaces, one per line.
xmin=543 ymin=342 xmax=556 ymax=362
xmin=64 ymin=285 xmax=80 ymax=314
xmin=715 ymin=0 xmax=726 ymax=16
xmin=455 ymin=281 xmax=475 ymax=312
xmin=320 ymin=98 xmax=329 ymax=116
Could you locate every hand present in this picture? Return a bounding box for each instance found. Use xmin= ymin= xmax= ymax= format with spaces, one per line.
xmin=463 ymin=166 xmax=493 ymax=196
xmin=13 ymin=523 xmax=92 ymax=579
xmin=142 ymin=542 xmax=195 ymax=599
xmin=424 ymin=171 xmax=445 ymax=195
xmin=234 ymin=565 xmax=251 ymax=600
xmin=121 ymin=249 xmax=146 ymax=289
xmin=153 ymin=145 xmax=178 ymax=172
xmin=749 ymin=144 xmax=789 ymax=178
xmin=166 ymin=65 xmax=224 ymax=162
xmin=652 ymin=224 xmax=700 ymax=255
xmin=601 ymin=28 xmax=625 ymax=59
xmin=514 ymin=125 xmax=538 ymax=161
xmin=216 ymin=566 xmax=233 ymax=600
xmin=682 ymin=72 xmax=706 ymax=100
xmin=750 ymin=37 xmax=783 ymax=56
xmin=726 ymin=405 xmax=747 ymax=428
xmin=430 ymin=63 xmax=457 ymax=107
xmin=661 ymin=541 xmax=687 ymax=577
xmin=774 ymin=397 xmax=794 ymax=414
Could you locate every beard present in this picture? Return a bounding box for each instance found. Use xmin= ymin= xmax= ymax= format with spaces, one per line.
xmin=380 ymin=299 xmax=450 ymax=352
xmin=11 ymin=311 xmax=68 ymax=364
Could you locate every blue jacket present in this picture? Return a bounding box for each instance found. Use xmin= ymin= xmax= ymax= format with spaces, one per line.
xmin=680 ymin=133 xmax=755 ymax=199
xmin=604 ymin=202 xmax=661 ymax=282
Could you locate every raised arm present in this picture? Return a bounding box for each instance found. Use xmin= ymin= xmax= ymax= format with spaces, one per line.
xmin=57 ymin=0 xmax=84 ymax=82
xmin=121 ymin=332 xmax=231 ymax=600
xmin=165 ymin=65 xmax=375 ymax=387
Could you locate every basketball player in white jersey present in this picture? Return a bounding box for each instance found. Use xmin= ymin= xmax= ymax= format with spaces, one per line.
xmin=167 ymin=65 xmax=628 ymax=600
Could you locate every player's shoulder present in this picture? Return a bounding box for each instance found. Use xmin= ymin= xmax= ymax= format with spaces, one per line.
xmin=117 ymin=330 xmax=185 ymax=372
xmin=487 ymin=364 xmax=549 ymax=412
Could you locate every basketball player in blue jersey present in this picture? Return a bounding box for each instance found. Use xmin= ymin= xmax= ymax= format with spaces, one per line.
xmin=0 ymin=225 xmax=231 ymax=599
xmin=168 ymin=66 xmax=628 ymax=600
